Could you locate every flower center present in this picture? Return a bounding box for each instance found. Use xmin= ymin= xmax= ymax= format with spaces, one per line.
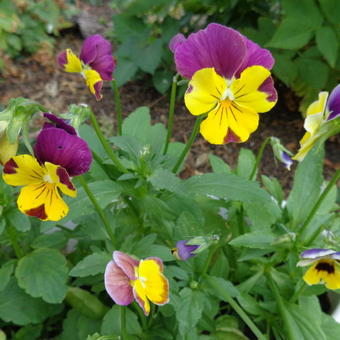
xmin=43 ymin=173 xmax=53 ymax=183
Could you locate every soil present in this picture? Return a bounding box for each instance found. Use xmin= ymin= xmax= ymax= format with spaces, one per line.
xmin=0 ymin=3 xmax=339 ymax=193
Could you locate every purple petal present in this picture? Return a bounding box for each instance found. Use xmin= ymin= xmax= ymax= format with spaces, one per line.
xmin=34 ymin=128 xmax=92 ymax=177
xmin=258 ymin=77 xmax=277 ymax=102
xmin=327 ymin=83 xmax=340 ymax=120
xmin=300 ymin=248 xmax=336 ymax=259
xmin=57 ymin=51 xmax=67 ymax=68
xmin=104 ymin=261 xmax=134 ymax=305
xmin=43 ymin=113 xmax=77 ymax=135
xmin=224 ymin=128 xmax=241 ymax=143
xmin=80 ymin=34 xmax=115 ymax=81
xmin=176 ymin=240 xmax=199 ymax=261
xmin=113 ymin=251 xmax=139 ymax=280
xmin=236 ymin=38 xmax=274 ymax=77
xmin=282 ymin=152 xmax=293 ymax=170
xmin=172 ymin=23 xmax=247 ymax=79
xmin=94 ymin=80 xmax=103 ymax=101
xmin=169 ymin=33 xmax=186 ymax=53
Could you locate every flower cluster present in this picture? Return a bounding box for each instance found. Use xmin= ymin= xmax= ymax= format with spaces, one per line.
xmin=2 ymin=113 xmax=92 ymax=221
xmin=170 ymin=23 xmax=277 ymax=145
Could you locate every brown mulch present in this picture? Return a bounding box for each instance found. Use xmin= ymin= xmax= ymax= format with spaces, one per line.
xmin=1 ymin=31 xmax=339 ymax=193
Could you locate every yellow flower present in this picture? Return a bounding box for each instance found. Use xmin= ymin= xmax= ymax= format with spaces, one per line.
xmin=297 ymin=248 xmax=340 ymax=290
xmin=2 ymin=155 xmax=76 ymax=221
xmin=0 ymin=121 xmax=18 ymax=165
xmin=184 ymin=66 xmax=276 ymax=144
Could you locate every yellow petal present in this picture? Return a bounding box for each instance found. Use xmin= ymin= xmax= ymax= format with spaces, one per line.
xmin=292 ymin=132 xmax=318 ymax=161
xmin=138 ymin=259 xmax=169 ymax=306
xmin=184 ymin=68 xmax=225 ymax=116
xmin=324 ymin=267 xmax=340 ymax=290
xmin=232 ymin=66 xmax=276 ymax=113
xmin=133 ymin=279 xmax=151 ymax=315
xmin=304 ymin=112 xmax=323 ymax=135
xmin=44 ymin=162 xmax=77 ymax=198
xmin=303 ymin=264 xmax=322 ymax=285
xmin=3 ymin=155 xmax=44 ymax=186
xmin=17 ymin=183 xmax=69 ymax=221
xmin=83 ymin=69 xmax=102 ymax=98
xmin=306 ymin=92 xmax=328 ymax=117
xmin=64 ymin=49 xmax=83 ymax=73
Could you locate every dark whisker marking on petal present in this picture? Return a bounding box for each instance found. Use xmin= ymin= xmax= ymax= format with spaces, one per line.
xmin=215 ymin=87 xmax=221 ymax=95
xmin=35 ymin=185 xmax=47 ymax=200
xmin=229 ymin=105 xmax=238 ymax=122
xmin=233 ymin=83 xmax=246 ymax=96
xmin=31 ymin=169 xmax=43 ymax=178
xmin=32 ymin=183 xmax=46 ymax=191
xmin=230 ymin=102 xmax=242 ymax=113
xmin=49 ymin=188 xmax=53 ymax=206
xmin=210 ymin=93 xmax=220 ymax=100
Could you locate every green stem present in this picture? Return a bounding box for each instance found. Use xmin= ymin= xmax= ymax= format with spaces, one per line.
xmin=266 ymin=273 xmax=295 ymax=340
xmin=206 ymin=276 xmax=266 ymax=340
xmin=249 ymin=137 xmax=270 ymax=181
xmin=172 ymin=116 xmax=203 ymax=173
xmin=89 ymin=110 xmax=127 ymax=173
xmin=298 ymin=169 xmax=340 ymax=242
xmin=7 ymin=226 xmax=24 ymax=258
xmin=200 ymin=245 xmax=219 ymax=279
xmin=289 ymin=281 xmax=306 ymax=303
xmin=120 ymin=306 xmax=127 ymax=339
xmin=163 ymin=74 xmax=178 ymax=155
xmin=112 ymin=79 xmax=123 ymax=136
xmin=78 ymin=175 xmax=116 ymax=246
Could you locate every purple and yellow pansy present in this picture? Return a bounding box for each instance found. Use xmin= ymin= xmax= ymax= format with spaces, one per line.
xmin=297 ymin=248 xmax=340 ymax=290
xmin=293 ymin=84 xmax=340 ymax=161
xmin=170 ymin=23 xmax=277 ymax=145
xmin=105 ymin=251 xmax=169 ymax=316
xmin=2 ymin=113 xmax=92 ymax=221
xmin=57 ymin=34 xmax=115 ymax=100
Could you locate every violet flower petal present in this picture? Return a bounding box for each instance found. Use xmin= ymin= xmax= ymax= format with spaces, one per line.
xmin=172 ymin=23 xmax=247 ymax=79
xmin=282 ymin=152 xmax=293 ymax=170
xmin=300 ymin=248 xmax=336 ymax=259
xmin=104 ymin=261 xmax=134 ymax=305
xmin=176 ymin=240 xmax=199 ymax=261
xmin=327 ymin=83 xmax=340 ymax=120
xmin=169 ymin=33 xmax=186 ymax=53
xmin=236 ymin=38 xmax=274 ymax=76
xmin=113 ymin=251 xmax=139 ymax=280
xmin=258 ymin=77 xmax=278 ymax=102
xmin=43 ymin=113 xmax=77 ymax=135
xmin=57 ymin=51 xmax=67 ymax=68
xmin=34 ymin=128 xmax=92 ymax=177
xmin=79 ymin=34 xmax=115 ymax=81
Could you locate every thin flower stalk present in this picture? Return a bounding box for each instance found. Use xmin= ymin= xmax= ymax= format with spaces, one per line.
xmin=112 ymin=79 xmax=123 ymax=136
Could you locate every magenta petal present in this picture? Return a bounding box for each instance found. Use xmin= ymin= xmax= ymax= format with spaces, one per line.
xmin=43 ymin=113 xmax=77 ymax=135
xmin=259 ymin=76 xmax=277 ymax=102
xmin=113 ymin=251 xmax=139 ymax=280
xmin=327 ymin=83 xmax=340 ymax=120
xmin=80 ymin=34 xmax=115 ymax=80
xmin=172 ymin=23 xmax=247 ymax=79
xmin=224 ymin=128 xmax=241 ymax=143
xmin=104 ymin=261 xmax=134 ymax=305
xmin=34 ymin=128 xmax=92 ymax=177
xmin=57 ymin=51 xmax=67 ymax=68
xmin=169 ymin=33 xmax=186 ymax=53
xmin=237 ymin=38 xmax=274 ymax=76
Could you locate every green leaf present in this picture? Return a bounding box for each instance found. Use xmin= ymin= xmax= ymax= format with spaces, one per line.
xmin=272 ymin=53 xmax=298 ymax=86
xmin=287 ymin=148 xmax=324 ymax=227
xmin=209 ymin=154 xmax=231 ymax=174
xmin=69 ymin=253 xmax=112 ymax=278
xmin=31 ymin=231 xmax=67 ymax=249
xmin=316 ymin=26 xmax=338 ymax=68
xmin=184 ymin=173 xmax=281 ymax=228
xmin=13 ymin=324 xmax=42 ymax=340
xmin=0 ymin=260 xmax=15 ymax=291
xmin=173 ymin=288 xmax=205 ymax=336
xmin=101 ymin=306 xmax=142 ymax=336
xmin=66 ymin=287 xmax=108 ymax=319
xmin=6 ymin=208 xmax=31 ymax=232
xmin=267 ymin=19 xmax=313 ymax=49
xmin=236 ymin=148 xmax=256 ymax=179
xmin=0 ymin=277 xmax=56 ymax=325
xmin=66 ymin=180 xmax=122 ymax=221
xmin=282 ymin=0 xmax=323 ymax=25
xmin=136 ymin=39 xmax=163 ymax=74
xmin=318 ymin=0 xmax=340 ymax=25
xmin=114 ymin=58 xmax=138 ymax=87
xmin=148 ymin=168 xmax=184 ymax=194
xmin=15 ymin=248 xmax=68 ymax=303
xmin=261 ymin=175 xmax=284 ymax=204
xmin=204 ymin=276 xmax=239 ymax=299
xmin=153 ymin=68 xmax=172 ymax=94
xmin=229 ymin=231 xmax=275 ymax=249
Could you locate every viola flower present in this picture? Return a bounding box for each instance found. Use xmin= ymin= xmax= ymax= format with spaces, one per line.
xmin=293 ymin=84 xmax=340 ymax=161
xmin=169 ymin=23 xmax=277 ymax=144
xmin=104 ymin=251 xmax=169 ymax=316
xmin=34 ymin=113 xmax=92 ymax=177
xmin=297 ymin=248 xmax=340 ymax=290
xmin=172 ymin=240 xmax=200 ymax=261
xmin=57 ymin=34 xmax=115 ymax=100
xmin=270 ymin=137 xmax=293 ymax=170
xmin=0 ymin=121 xmax=18 ymax=165
xmin=2 ymin=155 xmax=76 ymax=221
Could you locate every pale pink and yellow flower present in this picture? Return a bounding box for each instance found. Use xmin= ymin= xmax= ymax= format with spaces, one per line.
xmin=105 ymin=251 xmax=169 ymax=316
